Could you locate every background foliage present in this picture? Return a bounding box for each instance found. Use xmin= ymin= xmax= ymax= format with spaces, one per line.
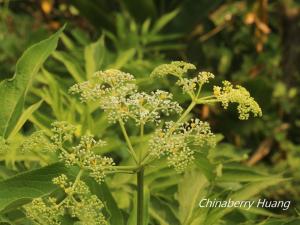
xmin=0 ymin=0 xmax=300 ymax=224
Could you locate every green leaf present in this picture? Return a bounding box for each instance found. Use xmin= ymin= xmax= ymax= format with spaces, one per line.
xmin=204 ymin=177 xmax=285 ymax=225
xmin=85 ymin=178 xmax=124 ymax=225
xmin=257 ymin=218 xmax=300 ymax=225
xmin=152 ymin=9 xmax=180 ymax=34
xmin=230 ymin=177 xmax=286 ymax=201
xmin=178 ymin=170 xmax=209 ymax=225
xmin=52 ymin=51 xmax=85 ymax=82
xmin=60 ymin=33 xmax=76 ymax=51
xmin=7 ymin=100 xmax=43 ymax=140
xmin=0 ymin=163 xmax=66 ymax=213
xmin=216 ymin=165 xmax=275 ymax=182
xmin=0 ymin=27 xmax=64 ymax=138
xmin=84 ymin=36 xmax=106 ymax=79
xmin=127 ymin=187 xmax=149 ymax=225
xmin=141 ymin=19 xmax=151 ymax=36
xmin=127 ymin=193 xmax=137 ymax=225
xmin=109 ymin=48 xmax=136 ymax=69
xmin=150 ymin=197 xmax=180 ymax=225
xmin=239 ymin=206 xmax=282 ymax=218
xmin=194 ymin=152 xmax=216 ymax=181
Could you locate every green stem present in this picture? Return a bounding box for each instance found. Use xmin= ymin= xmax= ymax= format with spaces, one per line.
xmin=176 ymin=101 xmax=196 ymax=125
xmin=198 ymin=95 xmax=215 ymax=100
xmin=140 ymin=123 xmax=144 ymax=137
xmin=137 ymin=167 xmax=144 ymax=225
xmin=139 ymin=123 xmax=145 ymax=161
xmin=118 ymin=119 xmax=138 ymax=163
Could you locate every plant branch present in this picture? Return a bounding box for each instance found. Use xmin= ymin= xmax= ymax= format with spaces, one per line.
xmin=176 ymin=101 xmax=196 ymax=125
xmin=118 ymin=119 xmax=138 ymax=163
xmin=57 ymin=168 xmax=84 ymax=207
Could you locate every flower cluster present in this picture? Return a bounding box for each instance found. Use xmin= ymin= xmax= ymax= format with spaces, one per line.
xmin=20 ymin=131 xmax=52 ymax=153
xmin=149 ymin=119 xmax=215 ymax=172
xmin=176 ymin=71 xmax=215 ymax=95
xmin=25 ymin=198 xmax=62 ymax=225
xmin=59 ymin=135 xmax=115 ymax=183
xmin=197 ymin=71 xmax=215 ymax=84
xmin=150 ymin=61 xmax=196 ymax=78
xmin=25 ymin=174 xmax=107 ymax=225
xmin=22 ymin=121 xmax=114 ymax=184
xmin=97 ymin=90 xmax=182 ymax=124
xmin=213 ymin=81 xmax=262 ymax=120
xmin=24 ymin=131 xmax=112 ymax=223
xmin=70 ymin=69 xmax=182 ymax=125
xmin=124 ymin=90 xmax=182 ymax=125
xmin=50 ymin=121 xmax=76 ymax=147
xmin=69 ymin=69 xmax=137 ymax=102
xmin=151 ymin=61 xmax=215 ymax=98
xmin=20 ymin=122 xmax=76 ymax=154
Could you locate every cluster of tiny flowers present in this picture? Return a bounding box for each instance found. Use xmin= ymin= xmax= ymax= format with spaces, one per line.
xmin=24 ymin=198 xmax=63 ymax=225
xmin=20 ymin=131 xmax=51 ymax=153
xmin=69 ymin=69 xmax=138 ymax=123
xmin=149 ymin=119 xmax=215 ymax=172
xmin=150 ymin=61 xmax=215 ymax=98
xmin=150 ymin=61 xmax=196 ymax=78
xmin=176 ymin=77 xmax=198 ymax=94
xmin=99 ymin=90 xmax=182 ymax=124
xmin=176 ymin=71 xmax=215 ymax=94
xmin=124 ymin=90 xmax=182 ymax=125
xmin=70 ymin=69 xmax=182 ymax=125
xmin=60 ymin=135 xmax=115 ymax=183
xmin=21 ymin=121 xmax=114 ymax=183
xmin=213 ymin=81 xmax=262 ymax=120
xmin=52 ymin=174 xmax=70 ymax=189
xmin=25 ymin=175 xmax=107 ymax=225
xmin=68 ymin=194 xmax=107 ymax=225
xmin=99 ymin=95 xmax=129 ymax=123
xmin=69 ymin=69 xmax=137 ymax=103
xmin=50 ymin=121 xmax=76 ymax=147
xmin=53 ymin=175 xmax=107 ymax=225
xmin=197 ymin=71 xmax=215 ymax=83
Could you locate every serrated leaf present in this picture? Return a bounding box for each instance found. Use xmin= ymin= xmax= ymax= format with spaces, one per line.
xmin=0 ymin=27 xmax=64 ymax=138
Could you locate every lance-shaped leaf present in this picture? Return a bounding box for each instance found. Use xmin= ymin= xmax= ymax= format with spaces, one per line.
xmin=0 ymin=26 xmax=64 ymax=138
